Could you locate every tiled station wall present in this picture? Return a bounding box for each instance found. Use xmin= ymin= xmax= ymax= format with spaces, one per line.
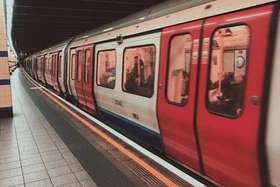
xmin=0 ymin=0 xmax=12 ymax=117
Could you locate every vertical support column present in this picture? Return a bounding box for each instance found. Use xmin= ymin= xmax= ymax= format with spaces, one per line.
xmin=0 ymin=0 xmax=12 ymax=117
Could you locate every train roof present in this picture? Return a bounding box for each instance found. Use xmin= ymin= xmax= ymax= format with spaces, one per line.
xmin=30 ymin=0 xmax=277 ymax=56
xmin=71 ymin=0 xmax=276 ymax=41
xmin=73 ymin=0 xmax=213 ymax=40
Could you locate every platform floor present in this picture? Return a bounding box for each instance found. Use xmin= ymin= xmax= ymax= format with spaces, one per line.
xmin=0 ymin=69 xmax=202 ymax=187
xmin=0 ymin=70 xmax=97 ymax=187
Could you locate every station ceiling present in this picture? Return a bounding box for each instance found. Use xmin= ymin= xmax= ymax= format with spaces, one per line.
xmin=11 ymin=0 xmax=165 ymax=55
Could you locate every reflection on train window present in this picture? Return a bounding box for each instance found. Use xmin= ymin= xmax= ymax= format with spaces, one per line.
xmin=71 ymin=54 xmax=76 ymax=80
xmin=123 ymin=45 xmax=156 ymax=97
xmin=167 ymin=34 xmax=192 ymax=105
xmin=97 ymin=50 xmax=116 ymax=89
xmin=84 ymin=49 xmax=91 ymax=83
xmin=77 ymin=51 xmax=83 ymax=82
xmin=207 ymin=25 xmax=249 ymax=118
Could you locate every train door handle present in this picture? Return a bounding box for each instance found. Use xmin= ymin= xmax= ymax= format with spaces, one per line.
xmin=251 ymin=96 xmax=260 ymax=105
xmin=158 ymin=83 xmax=163 ymax=89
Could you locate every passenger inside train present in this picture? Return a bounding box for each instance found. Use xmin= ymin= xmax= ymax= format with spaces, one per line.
xmin=107 ymin=68 xmax=116 ymax=88
xmin=181 ymin=71 xmax=190 ymax=104
xmin=124 ymin=47 xmax=156 ymax=97
xmin=207 ymin=25 xmax=249 ymax=117
xmin=97 ymin=51 xmax=116 ymax=89
xmin=208 ymin=72 xmax=244 ymax=116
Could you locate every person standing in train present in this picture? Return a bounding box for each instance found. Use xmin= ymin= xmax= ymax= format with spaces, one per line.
xmin=181 ymin=71 xmax=190 ymax=104
xmin=230 ymin=73 xmax=245 ymax=116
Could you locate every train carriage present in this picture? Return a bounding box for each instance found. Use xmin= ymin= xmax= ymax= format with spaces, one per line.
xmin=40 ymin=41 xmax=70 ymax=96
xmin=66 ymin=38 xmax=97 ymax=115
xmin=23 ymin=0 xmax=280 ymax=186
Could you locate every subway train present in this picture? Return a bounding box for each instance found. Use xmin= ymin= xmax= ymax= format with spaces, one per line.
xmin=22 ymin=0 xmax=280 ymax=186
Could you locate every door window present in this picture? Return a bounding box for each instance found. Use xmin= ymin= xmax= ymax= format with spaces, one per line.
xmin=58 ymin=53 xmax=62 ymax=77
xmin=48 ymin=57 xmax=52 ymax=74
xmin=167 ymin=34 xmax=192 ymax=105
xmin=45 ymin=57 xmax=48 ymax=73
xmin=71 ymin=54 xmax=76 ymax=80
xmin=123 ymin=45 xmax=156 ymax=97
xmin=84 ymin=49 xmax=91 ymax=83
xmin=37 ymin=58 xmax=41 ymax=72
xmin=77 ymin=51 xmax=83 ymax=82
xmin=52 ymin=55 xmax=57 ymax=75
xmin=207 ymin=25 xmax=250 ymax=117
xmin=97 ymin=50 xmax=116 ymax=89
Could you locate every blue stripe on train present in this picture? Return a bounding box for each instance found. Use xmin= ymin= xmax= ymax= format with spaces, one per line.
xmin=99 ymin=107 xmax=162 ymax=149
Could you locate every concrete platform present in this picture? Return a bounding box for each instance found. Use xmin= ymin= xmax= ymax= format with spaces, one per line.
xmin=0 ymin=69 xmax=97 ymax=187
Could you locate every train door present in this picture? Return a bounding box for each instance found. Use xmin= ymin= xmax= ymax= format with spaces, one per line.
xmin=67 ymin=49 xmax=78 ymax=103
xmin=38 ymin=56 xmax=43 ymax=83
xmin=58 ymin=52 xmax=66 ymax=96
xmin=82 ymin=45 xmax=97 ymax=115
xmin=75 ymin=47 xmax=86 ymax=110
xmin=32 ymin=57 xmax=37 ymax=79
xmin=157 ymin=20 xmax=202 ymax=171
xmin=36 ymin=57 xmax=41 ymax=81
xmin=43 ymin=55 xmax=47 ymax=85
xmin=51 ymin=53 xmax=60 ymax=94
xmin=196 ymin=4 xmax=275 ymax=186
xmin=94 ymin=42 xmax=119 ymax=119
xmin=46 ymin=55 xmax=53 ymax=87
xmin=40 ymin=56 xmax=45 ymax=84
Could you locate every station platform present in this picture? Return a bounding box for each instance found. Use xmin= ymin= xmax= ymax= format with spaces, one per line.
xmin=0 ymin=68 xmax=205 ymax=187
xmin=0 ymin=69 xmax=97 ymax=187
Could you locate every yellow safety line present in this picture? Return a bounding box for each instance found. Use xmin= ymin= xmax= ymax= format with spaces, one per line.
xmin=23 ymin=71 xmax=178 ymax=187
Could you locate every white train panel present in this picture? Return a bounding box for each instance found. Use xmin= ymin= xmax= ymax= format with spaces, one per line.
xmin=94 ymin=32 xmax=161 ymax=133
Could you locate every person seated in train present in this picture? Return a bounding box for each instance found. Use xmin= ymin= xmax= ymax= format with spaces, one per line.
xmin=208 ymin=71 xmax=233 ymax=103
xmin=139 ymin=71 xmax=154 ymax=97
xmin=208 ymin=72 xmax=244 ymax=116
xmin=107 ymin=68 xmax=116 ymax=88
xmin=181 ymin=71 xmax=190 ymax=104
xmin=125 ymin=61 xmax=139 ymax=94
xmin=208 ymin=71 xmax=233 ymax=113
xmin=134 ymin=56 xmax=145 ymax=84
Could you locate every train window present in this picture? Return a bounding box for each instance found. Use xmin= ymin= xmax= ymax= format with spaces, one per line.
xmin=123 ymin=45 xmax=156 ymax=97
xmin=167 ymin=34 xmax=192 ymax=105
xmin=97 ymin=50 xmax=116 ymax=89
xmin=40 ymin=58 xmax=43 ymax=72
xmin=207 ymin=25 xmax=250 ymax=118
xmin=71 ymin=54 xmax=76 ymax=80
xmin=48 ymin=57 xmax=52 ymax=74
xmin=41 ymin=58 xmax=43 ymax=73
xmin=58 ymin=54 xmax=62 ymax=77
xmin=53 ymin=55 xmax=57 ymax=75
xmin=84 ymin=49 xmax=91 ymax=83
xmin=45 ymin=57 xmax=48 ymax=73
xmin=37 ymin=58 xmax=43 ymax=72
xmin=77 ymin=51 xmax=83 ymax=82
xmin=37 ymin=58 xmax=40 ymax=73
